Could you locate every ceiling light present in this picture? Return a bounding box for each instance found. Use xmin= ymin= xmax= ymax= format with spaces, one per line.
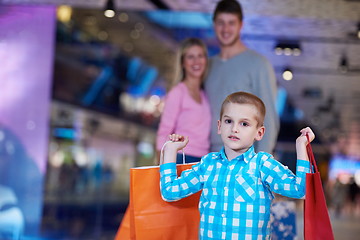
xmin=104 ymin=0 xmax=115 ymax=18
xmin=97 ymin=31 xmax=108 ymax=41
xmin=57 ymin=5 xmax=72 ymax=23
xmin=293 ymin=48 xmax=301 ymax=56
xmin=282 ymin=68 xmax=293 ymax=81
xmin=274 ymin=41 xmax=301 ymax=56
xmin=130 ymin=30 xmax=140 ymax=39
xmin=135 ymin=23 xmax=145 ymax=32
xmin=274 ymin=47 xmax=283 ymax=55
xmin=283 ymin=48 xmax=292 ymax=56
xmin=338 ymin=56 xmax=348 ymax=73
xmin=118 ymin=12 xmax=129 ymax=23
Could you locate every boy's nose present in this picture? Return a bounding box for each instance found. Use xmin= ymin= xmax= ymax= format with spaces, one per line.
xmin=231 ymin=125 xmax=239 ymax=133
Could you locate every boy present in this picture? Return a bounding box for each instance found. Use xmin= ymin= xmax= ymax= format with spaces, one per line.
xmin=160 ymin=92 xmax=314 ymax=240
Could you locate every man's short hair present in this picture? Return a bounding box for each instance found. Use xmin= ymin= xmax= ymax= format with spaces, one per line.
xmin=220 ymin=92 xmax=266 ymax=127
xmin=213 ymin=0 xmax=243 ymax=22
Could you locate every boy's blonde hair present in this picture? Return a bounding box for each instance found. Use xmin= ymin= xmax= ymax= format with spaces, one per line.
xmin=220 ymin=92 xmax=266 ymax=127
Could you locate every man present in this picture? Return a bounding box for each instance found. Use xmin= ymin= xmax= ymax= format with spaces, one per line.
xmin=205 ymin=0 xmax=279 ymax=153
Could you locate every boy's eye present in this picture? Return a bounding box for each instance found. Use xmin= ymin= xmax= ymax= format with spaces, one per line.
xmin=240 ymin=122 xmax=249 ymax=127
xmin=224 ymin=119 xmax=232 ymax=124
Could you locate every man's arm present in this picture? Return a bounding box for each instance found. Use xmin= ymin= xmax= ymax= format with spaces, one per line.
xmin=255 ymin=59 xmax=279 ymax=153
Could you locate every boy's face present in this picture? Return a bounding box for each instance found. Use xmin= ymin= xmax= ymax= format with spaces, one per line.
xmin=217 ymin=103 xmax=265 ymax=157
xmin=213 ymin=13 xmax=243 ymax=47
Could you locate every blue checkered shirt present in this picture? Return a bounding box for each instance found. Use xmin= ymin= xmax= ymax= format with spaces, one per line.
xmin=160 ymin=146 xmax=310 ymax=240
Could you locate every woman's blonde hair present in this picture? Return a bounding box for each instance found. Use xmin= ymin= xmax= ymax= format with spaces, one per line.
xmin=171 ymin=38 xmax=208 ymax=88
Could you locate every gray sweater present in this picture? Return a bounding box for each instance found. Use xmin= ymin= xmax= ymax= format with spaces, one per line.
xmin=205 ymin=49 xmax=280 ymax=153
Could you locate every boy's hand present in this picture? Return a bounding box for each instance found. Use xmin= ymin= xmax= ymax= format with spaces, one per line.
xmin=166 ymin=134 xmax=189 ymax=151
xmin=160 ymin=134 xmax=189 ymax=165
xmin=297 ymin=127 xmax=315 ymax=145
xmin=296 ymin=127 xmax=315 ymax=162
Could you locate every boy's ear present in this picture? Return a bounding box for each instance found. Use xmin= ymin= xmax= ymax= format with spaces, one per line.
xmin=255 ymin=126 xmax=265 ymax=141
xmin=217 ymin=119 xmax=221 ymax=134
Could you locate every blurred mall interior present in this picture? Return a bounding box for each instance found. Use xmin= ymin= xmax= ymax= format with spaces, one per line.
xmin=1 ymin=0 xmax=360 ymax=239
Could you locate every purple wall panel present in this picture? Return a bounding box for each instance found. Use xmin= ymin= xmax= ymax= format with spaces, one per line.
xmin=0 ymin=5 xmax=56 ymax=235
xmin=0 ymin=5 xmax=55 ymax=173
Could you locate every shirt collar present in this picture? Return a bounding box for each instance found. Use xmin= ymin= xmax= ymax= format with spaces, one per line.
xmin=219 ymin=146 xmax=256 ymax=163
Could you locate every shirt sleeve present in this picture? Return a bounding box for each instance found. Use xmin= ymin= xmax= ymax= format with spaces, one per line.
xmin=156 ymin=86 xmax=182 ymax=151
xmin=260 ymin=156 xmax=310 ymax=199
xmin=160 ymin=162 xmax=203 ymax=202
xmin=253 ymin=59 xmax=280 ymax=153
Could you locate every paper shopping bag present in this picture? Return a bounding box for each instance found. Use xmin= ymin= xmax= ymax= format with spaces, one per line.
xmin=115 ymin=163 xmax=201 ymax=240
xmin=114 ymin=205 xmax=134 ymax=240
xmin=304 ymin=138 xmax=334 ymax=240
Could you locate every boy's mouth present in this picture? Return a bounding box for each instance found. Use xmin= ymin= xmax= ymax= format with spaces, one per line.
xmin=228 ymin=135 xmax=239 ymax=141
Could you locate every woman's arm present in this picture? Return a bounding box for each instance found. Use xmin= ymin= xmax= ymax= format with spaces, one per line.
xmin=156 ymin=86 xmax=182 ymax=164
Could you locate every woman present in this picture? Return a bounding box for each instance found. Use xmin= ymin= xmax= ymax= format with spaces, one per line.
xmin=156 ymin=38 xmax=211 ymax=164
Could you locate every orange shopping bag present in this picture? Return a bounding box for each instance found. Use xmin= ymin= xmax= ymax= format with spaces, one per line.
xmin=304 ymin=136 xmax=334 ymax=240
xmin=115 ymin=205 xmax=134 ymax=239
xmin=115 ymin=163 xmax=201 ymax=240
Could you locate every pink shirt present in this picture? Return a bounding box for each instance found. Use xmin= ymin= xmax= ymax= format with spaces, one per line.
xmin=156 ymin=82 xmax=211 ymax=157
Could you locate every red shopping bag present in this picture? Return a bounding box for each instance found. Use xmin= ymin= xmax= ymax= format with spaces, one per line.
xmin=115 ymin=163 xmax=201 ymax=240
xmin=304 ymin=137 xmax=334 ymax=240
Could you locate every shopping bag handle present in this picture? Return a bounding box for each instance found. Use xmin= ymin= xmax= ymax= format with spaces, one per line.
xmin=306 ymin=134 xmax=318 ymax=173
xmin=160 ymin=141 xmax=186 ymax=165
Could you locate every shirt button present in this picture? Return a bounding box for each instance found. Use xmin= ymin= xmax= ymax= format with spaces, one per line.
xmin=224 ymin=187 xmax=228 ymax=190
xmin=221 ymin=214 xmax=225 ymax=218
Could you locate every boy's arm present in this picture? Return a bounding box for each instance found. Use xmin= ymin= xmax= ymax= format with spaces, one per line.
xmin=261 ymin=127 xmax=314 ymax=199
xmin=159 ymin=134 xmax=202 ymax=202
xmin=296 ymin=127 xmax=315 ymax=161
